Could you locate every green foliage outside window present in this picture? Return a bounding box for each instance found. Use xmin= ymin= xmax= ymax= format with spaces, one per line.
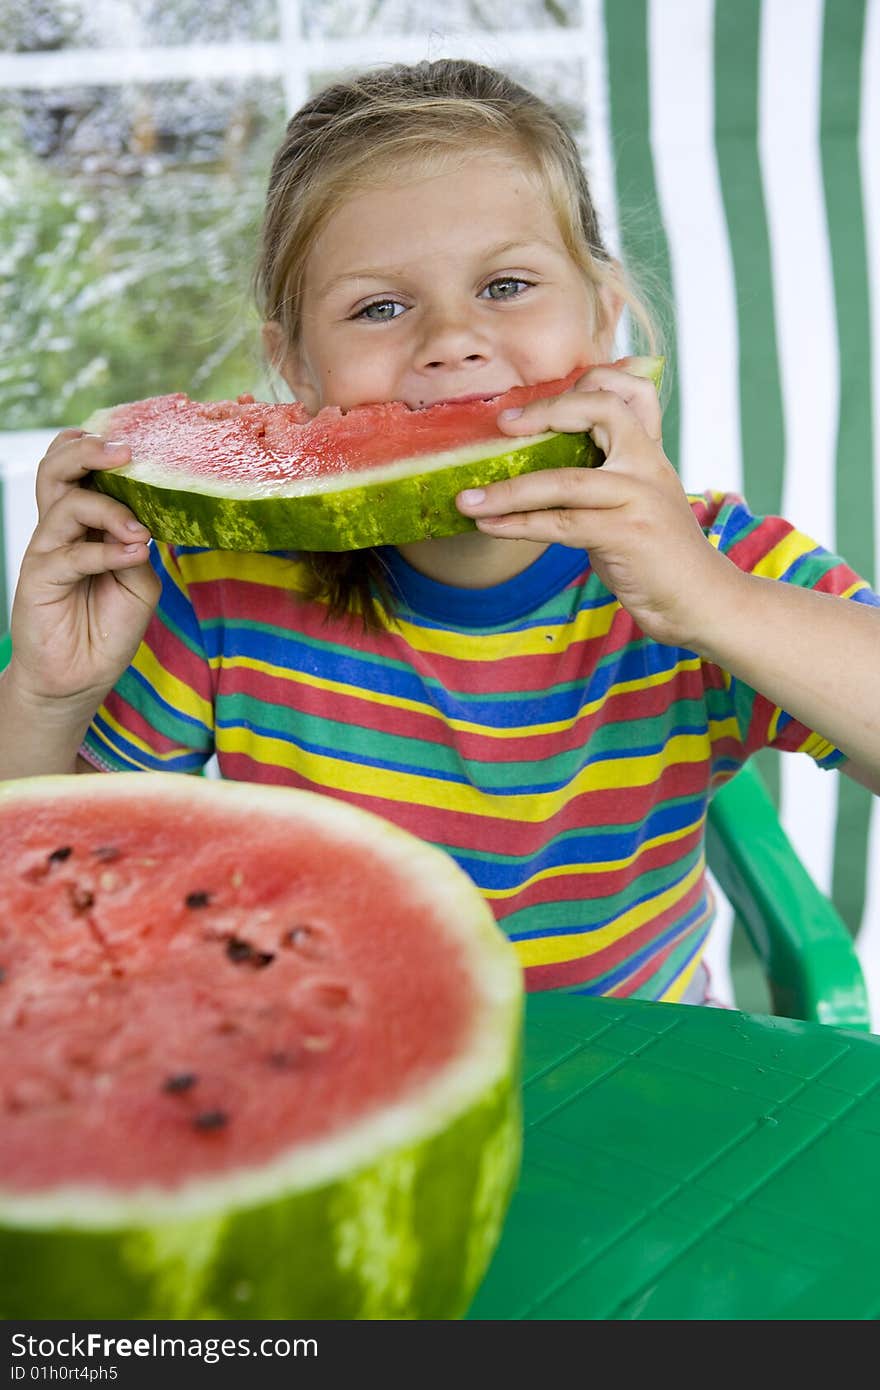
xmin=0 ymin=92 xmax=284 ymax=430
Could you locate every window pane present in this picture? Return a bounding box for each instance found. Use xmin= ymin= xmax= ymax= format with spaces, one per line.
xmin=302 ymin=0 xmax=581 ymax=39
xmin=0 ymin=78 xmax=286 ymax=429
xmin=1 ymin=0 xmax=279 ymax=50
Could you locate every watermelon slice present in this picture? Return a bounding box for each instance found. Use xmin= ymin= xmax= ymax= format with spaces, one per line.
xmin=0 ymin=774 xmax=523 ymax=1319
xmin=85 ymin=356 xmax=664 ymax=551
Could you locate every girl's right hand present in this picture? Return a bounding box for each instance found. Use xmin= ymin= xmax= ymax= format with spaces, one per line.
xmin=8 ymin=429 xmax=161 ymax=707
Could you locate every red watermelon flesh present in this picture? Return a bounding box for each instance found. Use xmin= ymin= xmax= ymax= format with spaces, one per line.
xmin=85 ymin=356 xmax=662 ymax=551
xmin=96 ymin=367 xmax=587 ymax=488
xmin=0 ymin=790 xmax=478 ymax=1193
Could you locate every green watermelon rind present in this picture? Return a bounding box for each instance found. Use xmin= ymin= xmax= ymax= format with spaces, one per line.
xmin=0 ymin=774 xmax=524 ymax=1320
xmin=89 ymin=429 xmax=600 ymax=552
xmin=85 ymin=355 xmax=664 ymax=552
xmin=0 ymin=1074 xmax=520 ymax=1319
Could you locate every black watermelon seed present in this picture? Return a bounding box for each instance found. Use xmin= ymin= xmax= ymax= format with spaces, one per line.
xmin=193 ymin=1109 xmax=228 ymax=1131
xmin=163 ymin=1072 xmax=197 ymax=1094
xmin=226 ymin=937 xmax=275 ymax=969
xmin=48 ymin=846 xmax=73 ymax=863
xmin=226 ymin=937 xmax=253 ymax=963
xmin=0 ymin=967 xmax=6 ymax=984
xmin=185 ymin=891 xmax=212 ymax=909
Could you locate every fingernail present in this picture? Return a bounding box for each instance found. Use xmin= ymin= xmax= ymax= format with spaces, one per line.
xmin=103 ymin=440 xmax=130 ymax=455
xmin=458 ymin=489 xmax=485 ymax=506
xmin=499 ymin=407 xmax=523 ymax=420
xmin=125 ymin=519 xmax=149 ymax=533
xmin=123 ymin=542 xmax=142 ymax=553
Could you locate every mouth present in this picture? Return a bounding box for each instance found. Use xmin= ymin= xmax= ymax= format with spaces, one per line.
xmin=412 ymin=388 xmax=512 ymax=410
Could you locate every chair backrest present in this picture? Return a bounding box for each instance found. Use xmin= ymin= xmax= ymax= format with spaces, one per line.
xmin=601 ymin=2 xmax=877 ymax=1012
xmin=707 ymin=764 xmax=870 ymax=1030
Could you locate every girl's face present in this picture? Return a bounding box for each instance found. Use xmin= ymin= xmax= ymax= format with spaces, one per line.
xmin=267 ymin=150 xmax=619 ymax=413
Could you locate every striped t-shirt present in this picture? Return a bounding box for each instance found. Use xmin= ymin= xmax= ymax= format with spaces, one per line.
xmin=82 ymin=492 xmax=879 ymax=1002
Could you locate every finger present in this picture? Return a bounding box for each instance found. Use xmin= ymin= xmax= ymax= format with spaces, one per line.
xmin=457 ymin=463 xmax=630 ymax=521
xmin=27 ymin=537 xmax=154 ymax=590
xmin=36 ymin=434 xmax=131 ymax=518
xmin=497 ymin=386 xmax=640 ymax=454
xmin=42 ymin=427 xmax=89 ymax=457
xmin=474 ymin=511 xmax=578 ymax=545
xmin=571 ymin=364 xmax=662 ymax=441
xmin=470 ymin=503 xmax=631 ymax=550
xmin=30 ymin=488 xmax=150 ymax=555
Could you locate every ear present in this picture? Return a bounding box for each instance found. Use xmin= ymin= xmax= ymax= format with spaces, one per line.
xmin=596 ymin=281 xmax=625 ymax=357
xmin=260 ymin=321 xmax=320 ymax=414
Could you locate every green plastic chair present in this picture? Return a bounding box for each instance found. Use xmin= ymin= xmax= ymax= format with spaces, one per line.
xmin=706 ymin=766 xmax=870 ymax=1030
xmin=0 ymin=628 xmax=868 ymax=1030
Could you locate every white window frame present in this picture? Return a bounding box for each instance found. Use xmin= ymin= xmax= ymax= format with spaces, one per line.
xmin=0 ymin=1 xmax=617 ymax=601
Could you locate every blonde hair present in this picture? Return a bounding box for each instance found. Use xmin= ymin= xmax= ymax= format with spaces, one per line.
xmin=253 ymin=59 xmax=660 ymax=627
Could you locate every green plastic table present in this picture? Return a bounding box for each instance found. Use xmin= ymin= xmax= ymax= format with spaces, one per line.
xmin=469 ymin=994 xmax=880 ymax=1320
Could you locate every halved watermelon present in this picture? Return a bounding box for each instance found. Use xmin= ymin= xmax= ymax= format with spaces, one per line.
xmin=86 ymin=356 xmax=664 ymax=551
xmin=0 ymin=774 xmax=523 ymax=1319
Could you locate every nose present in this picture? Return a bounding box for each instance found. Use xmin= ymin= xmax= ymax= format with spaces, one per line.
xmin=416 ymin=301 xmax=491 ymax=371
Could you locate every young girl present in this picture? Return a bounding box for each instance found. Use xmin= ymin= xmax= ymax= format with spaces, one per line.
xmin=2 ymin=60 xmax=878 ymax=1005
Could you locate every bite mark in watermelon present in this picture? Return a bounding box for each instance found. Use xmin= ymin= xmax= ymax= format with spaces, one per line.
xmin=86 ymin=357 xmax=664 ymax=551
xmin=0 ymin=774 xmax=523 ymax=1319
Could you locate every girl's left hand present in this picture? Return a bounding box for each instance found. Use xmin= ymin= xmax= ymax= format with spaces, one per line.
xmin=456 ymin=361 xmax=738 ymax=649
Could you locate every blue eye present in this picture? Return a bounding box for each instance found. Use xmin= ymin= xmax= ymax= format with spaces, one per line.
xmin=483 ymin=277 xmax=531 ymax=300
xmin=356 ymin=300 xmax=404 ymax=322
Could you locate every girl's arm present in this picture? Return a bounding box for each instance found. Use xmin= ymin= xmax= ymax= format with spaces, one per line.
xmin=0 ymin=429 xmax=160 ymax=781
xmin=0 ymin=671 xmax=103 ymax=777
xmin=457 ymin=365 xmax=880 ymax=790
xmin=688 ymin=566 xmax=880 ymax=793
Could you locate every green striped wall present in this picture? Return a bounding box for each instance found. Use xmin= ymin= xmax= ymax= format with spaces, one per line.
xmin=603 ymin=0 xmax=877 ymax=961
xmin=712 ymin=0 xmax=785 ymax=811
xmin=605 ymin=0 xmax=681 ymax=468
xmin=822 ymin=0 xmax=876 ymax=932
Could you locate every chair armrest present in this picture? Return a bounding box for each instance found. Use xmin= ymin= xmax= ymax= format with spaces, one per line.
xmin=706 ymin=762 xmax=870 ymax=1030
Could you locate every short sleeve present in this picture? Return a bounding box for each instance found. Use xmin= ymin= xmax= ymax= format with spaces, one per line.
xmin=80 ymin=544 xmax=215 ymax=773
xmin=693 ymin=491 xmax=880 ymax=773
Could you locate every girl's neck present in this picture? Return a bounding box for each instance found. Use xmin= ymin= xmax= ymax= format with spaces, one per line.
xmin=395 ymin=532 xmax=548 ymax=588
